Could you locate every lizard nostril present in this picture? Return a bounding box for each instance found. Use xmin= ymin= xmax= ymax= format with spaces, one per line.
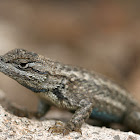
xmin=0 ymin=56 xmax=3 ymax=61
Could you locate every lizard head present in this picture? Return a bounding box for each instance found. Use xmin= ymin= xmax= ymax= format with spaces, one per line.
xmin=0 ymin=49 xmax=49 ymax=93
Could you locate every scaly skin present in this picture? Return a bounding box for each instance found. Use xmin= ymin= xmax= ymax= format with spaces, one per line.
xmin=0 ymin=49 xmax=140 ymax=135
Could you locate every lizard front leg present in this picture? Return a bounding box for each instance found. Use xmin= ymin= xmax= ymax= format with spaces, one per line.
xmin=7 ymin=99 xmax=50 ymax=119
xmin=49 ymin=99 xmax=93 ymax=135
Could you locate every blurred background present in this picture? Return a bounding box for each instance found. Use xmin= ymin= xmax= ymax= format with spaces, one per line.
xmin=0 ymin=1 xmax=140 ymax=112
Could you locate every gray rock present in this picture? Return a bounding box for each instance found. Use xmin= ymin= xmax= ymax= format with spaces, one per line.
xmin=0 ymin=90 xmax=140 ymax=140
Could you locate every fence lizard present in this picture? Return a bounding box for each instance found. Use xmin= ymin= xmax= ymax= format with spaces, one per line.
xmin=0 ymin=49 xmax=140 ymax=135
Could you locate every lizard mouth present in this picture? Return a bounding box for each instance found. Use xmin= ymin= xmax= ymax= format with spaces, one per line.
xmin=0 ymin=57 xmax=40 ymax=80
xmin=0 ymin=56 xmax=47 ymax=88
xmin=0 ymin=56 xmax=21 ymax=79
xmin=0 ymin=56 xmax=31 ymax=82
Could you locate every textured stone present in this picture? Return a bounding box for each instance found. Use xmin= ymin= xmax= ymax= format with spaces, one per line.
xmin=0 ymin=90 xmax=140 ymax=140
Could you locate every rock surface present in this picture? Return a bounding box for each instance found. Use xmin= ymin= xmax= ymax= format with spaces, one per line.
xmin=0 ymin=90 xmax=140 ymax=140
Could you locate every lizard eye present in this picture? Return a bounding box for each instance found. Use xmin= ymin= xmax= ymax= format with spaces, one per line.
xmin=19 ymin=63 xmax=29 ymax=69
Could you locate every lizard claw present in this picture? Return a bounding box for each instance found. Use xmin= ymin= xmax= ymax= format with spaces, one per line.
xmin=74 ymin=128 xmax=82 ymax=135
xmin=49 ymin=126 xmax=70 ymax=135
xmin=48 ymin=124 xmax=70 ymax=135
xmin=48 ymin=121 xmax=82 ymax=135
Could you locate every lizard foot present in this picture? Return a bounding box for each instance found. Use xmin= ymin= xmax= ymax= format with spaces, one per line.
xmin=48 ymin=121 xmax=70 ymax=135
xmin=48 ymin=121 xmax=82 ymax=135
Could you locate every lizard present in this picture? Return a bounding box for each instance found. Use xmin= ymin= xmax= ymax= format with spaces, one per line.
xmin=0 ymin=48 xmax=140 ymax=135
